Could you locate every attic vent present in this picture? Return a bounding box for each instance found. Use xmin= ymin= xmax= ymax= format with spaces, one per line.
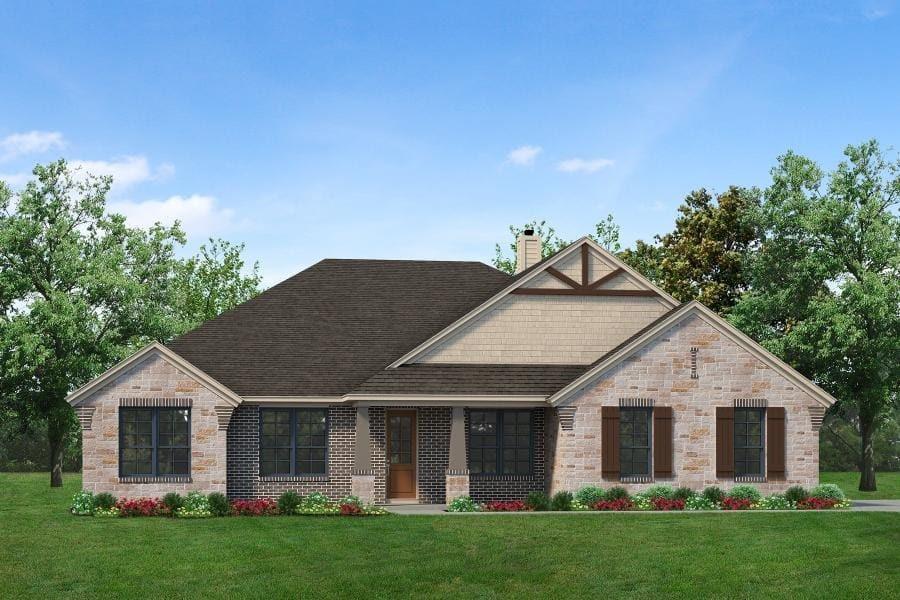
xmin=734 ymin=398 xmax=767 ymax=408
xmin=75 ymin=407 xmax=95 ymax=431
xmin=557 ymin=407 xmax=577 ymax=430
xmin=690 ymin=347 xmax=698 ymax=379
xmin=619 ymin=398 xmax=654 ymax=407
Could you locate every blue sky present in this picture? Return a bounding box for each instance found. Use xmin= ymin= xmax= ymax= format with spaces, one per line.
xmin=1 ymin=1 xmax=898 ymax=284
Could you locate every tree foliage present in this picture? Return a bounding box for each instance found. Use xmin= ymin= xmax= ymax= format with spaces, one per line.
xmin=730 ymin=140 xmax=900 ymax=490
xmin=492 ymin=220 xmax=571 ymax=274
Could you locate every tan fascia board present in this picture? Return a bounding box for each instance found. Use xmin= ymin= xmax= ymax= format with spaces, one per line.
xmin=243 ymin=396 xmax=345 ymax=405
xmin=66 ymin=342 xmax=243 ymax=408
xmin=549 ymin=301 xmax=837 ymax=409
xmin=386 ymin=237 xmax=678 ymax=368
xmin=345 ymin=394 xmax=548 ymax=407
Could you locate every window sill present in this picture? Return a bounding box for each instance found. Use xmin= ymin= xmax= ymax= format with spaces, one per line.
xmin=118 ymin=476 xmax=192 ymax=484
xmin=619 ymin=475 xmax=653 ymax=483
xmin=470 ymin=474 xmax=536 ymax=482
xmin=735 ymin=475 xmax=766 ymax=483
xmin=259 ymin=475 xmax=329 ymax=482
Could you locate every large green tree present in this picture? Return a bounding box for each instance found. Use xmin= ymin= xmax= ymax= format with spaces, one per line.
xmin=731 ymin=140 xmax=900 ymax=491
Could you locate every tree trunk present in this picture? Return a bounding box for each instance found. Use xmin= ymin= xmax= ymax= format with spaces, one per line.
xmin=48 ymin=412 xmax=66 ymax=488
xmin=858 ymin=414 xmax=877 ymax=492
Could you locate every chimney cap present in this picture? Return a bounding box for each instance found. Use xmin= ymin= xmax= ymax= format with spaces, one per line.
xmin=523 ymin=228 xmax=535 ymax=236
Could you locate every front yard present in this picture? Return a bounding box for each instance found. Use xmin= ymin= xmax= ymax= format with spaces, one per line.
xmin=1 ymin=473 xmax=898 ymax=599
xmin=820 ymin=471 xmax=900 ymax=500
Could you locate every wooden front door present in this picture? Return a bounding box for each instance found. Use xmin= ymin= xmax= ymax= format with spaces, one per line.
xmin=387 ymin=411 xmax=416 ymax=499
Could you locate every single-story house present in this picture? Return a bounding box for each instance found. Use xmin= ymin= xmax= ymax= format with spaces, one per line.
xmin=68 ymin=232 xmax=834 ymax=503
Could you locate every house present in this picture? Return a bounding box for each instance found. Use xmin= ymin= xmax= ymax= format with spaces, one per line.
xmin=67 ymin=232 xmax=834 ymax=504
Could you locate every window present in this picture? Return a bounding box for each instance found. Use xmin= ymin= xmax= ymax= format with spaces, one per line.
xmin=260 ymin=408 xmax=328 ymax=476
xmin=119 ymin=408 xmax=190 ymax=477
xmin=619 ymin=408 xmax=652 ymax=477
xmin=734 ymin=408 xmax=765 ymax=477
xmin=468 ymin=410 xmax=532 ymax=476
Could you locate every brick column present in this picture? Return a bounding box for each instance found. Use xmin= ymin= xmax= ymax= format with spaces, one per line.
xmin=445 ymin=406 xmax=469 ymax=500
xmin=351 ymin=405 xmax=376 ymax=503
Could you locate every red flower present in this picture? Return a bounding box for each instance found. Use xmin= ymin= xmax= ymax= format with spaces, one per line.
xmin=651 ymin=497 xmax=685 ymax=511
xmin=483 ymin=500 xmax=526 ymax=512
xmin=593 ymin=498 xmax=633 ymax=511
xmin=797 ymin=497 xmax=839 ymax=510
xmin=115 ymin=497 xmax=162 ymax=517
xmin=721 ymin=497 xmax=752 ymax=510
xmin=231 ymin=498 xmax=278 ymax=516
xmin=340 ymin=503 xmax=362 ymax=515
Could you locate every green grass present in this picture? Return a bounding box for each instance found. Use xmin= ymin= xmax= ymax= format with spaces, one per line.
xmin=1 ymin=474 xmax=898 ymax=599
xmin=821 ymin=471 xmax=900 ymax=500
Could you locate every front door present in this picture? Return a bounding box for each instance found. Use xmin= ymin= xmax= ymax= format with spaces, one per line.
xmin=387 ymin=411 xmax=416 ymax=499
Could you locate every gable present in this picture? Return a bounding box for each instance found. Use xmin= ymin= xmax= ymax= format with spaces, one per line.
xmin=393 ymin=238 xmax=677 ymax=366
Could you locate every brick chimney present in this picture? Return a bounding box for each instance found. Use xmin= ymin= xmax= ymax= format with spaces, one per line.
xmin=515 ymin=229 xmax=541 ymax=273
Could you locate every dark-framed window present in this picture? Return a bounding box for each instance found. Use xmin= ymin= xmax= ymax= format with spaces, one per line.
xmin=259 ymin=408 xmax=328 ymax=476
xmin=119 ymin=408 xmax=190 ymax=477
xmin=734 ymin=407 xmax=765 ymax=477
xmin=620 ymin=407 xmax=652 ymax=477
xmin=468 ymin=410 xmax=532 ymax=476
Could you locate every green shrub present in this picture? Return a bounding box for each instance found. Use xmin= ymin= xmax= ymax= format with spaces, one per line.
xmin=644 ymin=484 xmax=675 ymax=500
xmin=447 ymin=495 xmax=480 ymax=512
xmin=727 ymin=484 xmax=761 ymax=502
xmin=301 ymin=492 xmax=330 ymax=509
xmin=526 ymin=491 xmax=550 ymax=511
xmin=702 ymin=486 xmax=726 ymax=505
xmin=757 ymin=494 xmax=792 ymax=510
xmin=277 ymin=491 xmax=303 ymax=514
xmin=176 ymin=491 xmax=212 ymax=518
xmin=574 ymin=485 xmax=604 ymax=506
xmin=93 ymin=492 xmax=117 ymax=510
xmin=685 ymin=495 xmax=717 ymax=510
xmin=550 ymin=491 xmax=573 ymax=511
xmin=604 ymin=486 xmax=630 ymax=501
xmin=207 ymin=492 xmax=230 ymax=517
xmin=810 ymin=483 xmax=846 ymax=501
xmin=71 ymin=490 xmax=94 ymax=516
xmin=784 ymin=485 xmax=808 ymax=504
xmin=162 ymin=492 xmax=184 ymax=511
xmin=673 ymin=486 xmax=695 ymax=501
xmin=339 ymin=495 xmax=361 ymax=507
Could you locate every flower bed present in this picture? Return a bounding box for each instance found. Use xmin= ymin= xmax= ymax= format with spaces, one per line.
xmin=483 ymin=500 xmax=526 ymax=512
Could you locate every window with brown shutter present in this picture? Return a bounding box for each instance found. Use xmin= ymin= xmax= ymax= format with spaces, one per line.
xmin=601 ymin=406 xmax=620 ymax=479
xmin=767 ymin=407 xmax=786 ymax=480
xmin=716 ymin=407 xmax=734 ymax=478
xmin=654 ymin=406 xmax=673 ymax=477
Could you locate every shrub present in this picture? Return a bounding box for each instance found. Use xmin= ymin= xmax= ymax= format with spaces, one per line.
xmin=727 ymin=484 xmax=761 ymax=502
xmin=809 ymin=483 xmax=846 ymax=501
xmin=756 ymin=494 xmax=792 ymax=510
xmin=93 ymin=492 xmax=117 ymax=510
xmin=575 ymin=485 xmax=605 ymax=506
xmin=644 ymin=484 xmax=675 ymax=500
xmin=340 ymin=502 xmax=362 ymax=515
xmin=71 ymin=491 xmax=94 ymax=516
xmin=631 ymin=493 xmax=653 ymax=511
xmin=339 ymin=495 xmax=361 ymax=507
xmin=721 ymin=497 xmax=752 ymax=510
xmin=685 ymin=495 xmax=717 ymax=511
xmin=117 ymin=497 xmax=163 ymax=517
xmin=162 ymin=492 xmax=184 ymax=512
xmin=593 ymin=498 xmax=633 ymax=511
xmin=702 ymin=486 xmax=726 ymax=506
xmin=231 ymin=499 xmax=278 ymax=516
xmin=207 ymin=492 xmax=230 ymax=517
xmin=525 ymin=491 xmax=550 ymax=511
xmin=447 ymin=496 xmax=481 ymax=512
xmin=175 ymin=491 xmax=212 ymax=518
xmin=673 ymin=487 xmax=695 ymax=501
xmin=797 ymin=497 xmax=840 ymax=510
xmin=604 ymin=486 xmax=630 ymax=501
xmin=277 ymin=491 xmax=303 ymax=514
xmin=784 ymin=485 xmax=808 ymax=504
xmin=94 ymin=507 xmax=121 ymax=518
xmin=550 ymin=491 xmax=573 ymax=511
xmin=651 ymin=497 xmax=685 ymax=511
xmin=483 ymin=500 xmax=526 ymax=512
xmin=302 ymin=492 xmax=330 ymax=508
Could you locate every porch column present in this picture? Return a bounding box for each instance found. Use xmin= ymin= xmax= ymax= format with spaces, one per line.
xmin=351 ymin=405 xmax=376 ymax=503
xmin=446 ymin=406 xmax=470 ymax=501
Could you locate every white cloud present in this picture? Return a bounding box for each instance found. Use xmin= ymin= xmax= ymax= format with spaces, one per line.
xmin=0 ymin=131 xmax=66 ymax=162
xmin=0 ymin=172 xmax=31 ymax=188
xmin=69 ymin=156 xmax=174 ymax=192
xmin=108 ymin=194 xmax=235 ymax=238
xmin=556 ymin=157 xmax=615 ymax=173
xmin=506 ymin=145 xmax=542 ymax=166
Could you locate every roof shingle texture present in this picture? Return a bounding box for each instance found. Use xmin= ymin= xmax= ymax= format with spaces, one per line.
xmin=167 ymin=259 xmax=512 ymax=396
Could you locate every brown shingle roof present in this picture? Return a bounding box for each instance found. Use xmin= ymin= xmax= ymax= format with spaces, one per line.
xmin=167 ymin=259 xmax=512 ymax=396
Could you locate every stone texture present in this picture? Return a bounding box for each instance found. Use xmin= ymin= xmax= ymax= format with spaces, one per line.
xmin=548 ymin=314 xmax=823 ymax=495
xmin=78 ymin=352 xmax=228 ymax=497
xmin=351 ymin=474 xmax=376 ymax=503
xmin=445 ymin=473 xmax=470 ymax=499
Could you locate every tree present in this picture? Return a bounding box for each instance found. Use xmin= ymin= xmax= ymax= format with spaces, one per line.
xmin=0 ymin=160 xmax=184 ymax=486
xmin=172 ymin=239 xmax=262 ymax=333
xmin=593 ymin=214 xmax=621 ymax=252
xmin=730 ymin=140 xmax=900 ymax=491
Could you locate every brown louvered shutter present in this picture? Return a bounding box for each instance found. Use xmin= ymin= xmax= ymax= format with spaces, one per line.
xmin=653 ymin=406 xmax=673 ymax=477
xmin=716 ymin=407 xmax=734 ymax=478
xmin=767 ymin=407 xmax=786 ymax=480
xmin=601 ymin=406 xmax=620 ymax=479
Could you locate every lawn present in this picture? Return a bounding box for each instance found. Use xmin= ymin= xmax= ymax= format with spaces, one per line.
xmin=821 ymin=471 xmax=900 ymax=500
xmin=1 ymin=474 xmax=898 ymax=599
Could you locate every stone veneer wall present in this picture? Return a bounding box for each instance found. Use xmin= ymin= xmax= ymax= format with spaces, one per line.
xmin=226 ymin=404 xmax=354 ymax=500
xmin=548 ymin=314 xmax=822 ymax=495
xmin=78 ymin=353 xmax=228 ymax=497
xmin=467 ymin=408 xmax=547 ymax=503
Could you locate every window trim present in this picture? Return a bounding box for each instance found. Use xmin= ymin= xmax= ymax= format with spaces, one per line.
xmin=468 ymin=409 xmax=534 ymax=477
xmin=619 ymin=407 xmax=653 ymax=478
xmin=118 ymin=407 xmax=191 ymax=478
xmin=733 ymin=407 xmax=766 ymax=478
xmin=258 ymin=407 xmax=329 ymax=477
